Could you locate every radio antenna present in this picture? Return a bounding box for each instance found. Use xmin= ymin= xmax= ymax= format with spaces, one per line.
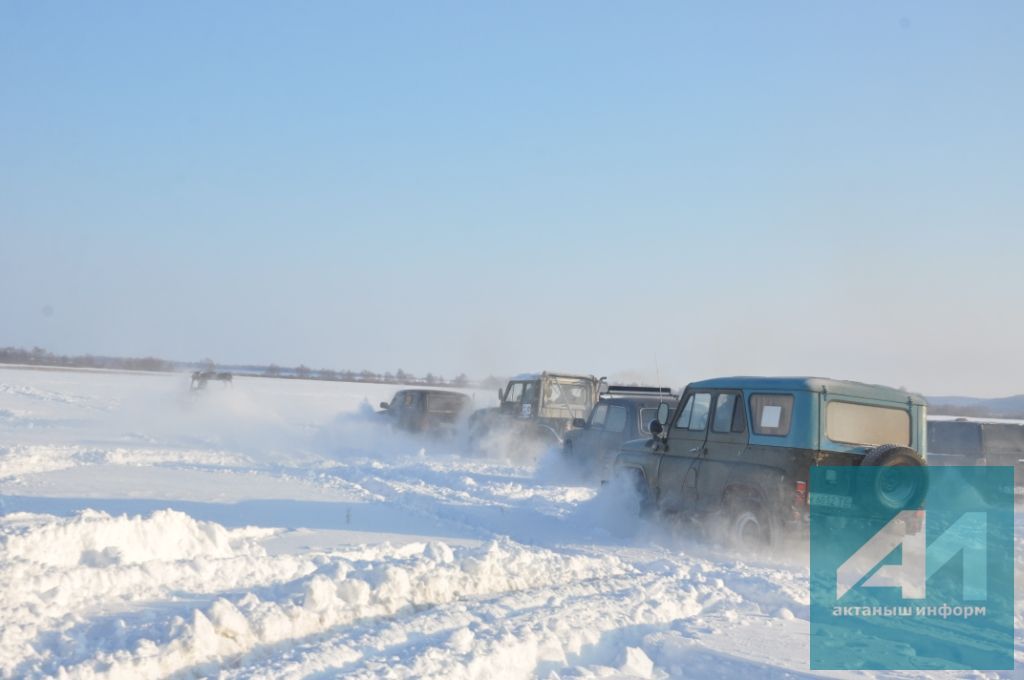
xmin=654 ymin=352 xmax=663 ymax=396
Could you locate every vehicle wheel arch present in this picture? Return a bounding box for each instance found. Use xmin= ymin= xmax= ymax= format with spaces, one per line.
xmin=720 ymin=482 xmax=766 ymax=511
xmin=614 ymin=464 xmax=655 ymax=516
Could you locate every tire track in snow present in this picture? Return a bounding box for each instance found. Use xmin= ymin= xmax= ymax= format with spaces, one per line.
xmin=43 ymin=540 xmax=629 ymax=680
xmin=218 ymin=557 xmax=733 ymax=679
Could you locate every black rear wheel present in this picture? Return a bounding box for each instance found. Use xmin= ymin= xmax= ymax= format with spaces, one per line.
xmin=727 ymin=500 xmax=778 ymax=555
xmin=859 ymin=444 xmax=928 ymax=515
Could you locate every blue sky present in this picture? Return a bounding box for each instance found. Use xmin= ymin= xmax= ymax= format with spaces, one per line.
xmin=1 ymin=2 xmax=1021 ymax=396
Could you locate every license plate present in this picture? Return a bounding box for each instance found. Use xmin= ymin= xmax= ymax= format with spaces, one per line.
xmin=809 ymin=492 xmax=853 ymax=509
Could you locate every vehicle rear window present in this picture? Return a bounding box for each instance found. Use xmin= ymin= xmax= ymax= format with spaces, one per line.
xmin=981 ymin=424 xmax=1024 ymax=455
xmin=927 ymin=421 xmax=982 ymax=456
xmin=425 ymin=394 xmax=467 ymax=413
xmin=750 ymin=394 xmax=793 ymax=436
xmin=826 ymin=401 xmax=910 ymax=447
xmin=544 ymin=381 xmax=593 ymax=408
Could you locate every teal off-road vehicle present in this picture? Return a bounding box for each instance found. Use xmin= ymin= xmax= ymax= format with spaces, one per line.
xmin=612 ymin=377 xmax=928 ymax=549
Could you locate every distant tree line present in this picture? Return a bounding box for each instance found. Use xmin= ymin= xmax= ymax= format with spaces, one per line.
xmin=0 ymin=345 xmax=500 ymax=389
xmin=259 ymin=363 xmax=474 ymax=386
xmin=0 ymin=346 xmax=173 ymax=372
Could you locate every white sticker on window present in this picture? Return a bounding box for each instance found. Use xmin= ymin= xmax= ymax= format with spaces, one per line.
xmin=760 ymin=405 xmax=782 ymax=428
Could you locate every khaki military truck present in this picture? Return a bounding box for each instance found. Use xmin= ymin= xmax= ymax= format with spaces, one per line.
xmin=468 ymin=372 xmax=602 ymax=459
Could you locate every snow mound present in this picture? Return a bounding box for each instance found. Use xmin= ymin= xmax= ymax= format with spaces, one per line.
xmin=0 ymin=511 xmax=309 ymax=677
xmin=0 ymin=509 xmax=273 ymax=567
xmin=55 ymin=538 xmax=630 ymax=678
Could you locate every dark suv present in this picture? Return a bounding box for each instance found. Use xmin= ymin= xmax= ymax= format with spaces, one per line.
xmin=927 ymin=417 xmax=1024 ymax=501
xmin=612 ymin=377 xmax=928 ymax=549
xmin=379 ymin=389 xmax=472 ymax=437
xmin=562 ymin=386 xmax=677 ymax=480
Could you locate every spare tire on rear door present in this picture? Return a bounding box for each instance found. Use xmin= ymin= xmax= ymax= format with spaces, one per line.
xmin=857 ymin=444 xmax=928 ymax=515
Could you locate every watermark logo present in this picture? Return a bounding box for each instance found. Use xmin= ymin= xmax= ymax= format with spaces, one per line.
xmin=836 ymin=510 xmax=987 ymax=601
xmin=810 ymin=466 xmax=1014 ymax=670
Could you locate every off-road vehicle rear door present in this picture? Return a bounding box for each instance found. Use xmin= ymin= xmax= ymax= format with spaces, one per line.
xmin=657 ymin=390 xmax=711 ymax=514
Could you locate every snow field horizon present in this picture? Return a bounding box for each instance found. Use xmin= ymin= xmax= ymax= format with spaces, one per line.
xmin=0 ymin=367 xmax=1019 ymax=678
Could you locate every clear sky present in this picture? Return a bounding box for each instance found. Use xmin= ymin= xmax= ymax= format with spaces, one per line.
xmin=1 ymin=2 xmax=1021 ymax=396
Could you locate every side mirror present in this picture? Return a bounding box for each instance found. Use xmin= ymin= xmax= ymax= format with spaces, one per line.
xmin=657 ymin=402 xmax=670 ymax=425
xmin=497 ymin=388 xmax=504 ymax=402
xmin=649 ymin=419 xmax=664 ymax=436
xmin=572 ymin=417 xmax=587 ymax=429
xmin=379 ymin=401 xmax=389 ymax=409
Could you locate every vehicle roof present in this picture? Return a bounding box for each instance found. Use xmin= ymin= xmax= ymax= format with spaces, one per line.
xmin=509 ymin=372 xmax=597 ymax=382
xmin=598 ymin=393 xmax=678 ymax=405
xmin=686 ymin=376 xmax=926 ymax=405
xmin=394 ymin=388 xmax=470 ymax=398
xmin=604 ymin=385 xmax=675 ymax=395
xmin=929 ymin=415 xmax=1024 ymax=426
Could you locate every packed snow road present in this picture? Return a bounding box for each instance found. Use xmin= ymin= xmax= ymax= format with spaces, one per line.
xmin=0 ymin=367 xmax=1019 ymax=679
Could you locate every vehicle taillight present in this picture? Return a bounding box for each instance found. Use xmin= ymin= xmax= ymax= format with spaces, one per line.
xmin=795 ymin=480 xmax=808 ymax=505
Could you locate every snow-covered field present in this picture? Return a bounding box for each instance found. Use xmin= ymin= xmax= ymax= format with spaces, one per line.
xmin=0 ymin=367 xmax=1019 ymax=679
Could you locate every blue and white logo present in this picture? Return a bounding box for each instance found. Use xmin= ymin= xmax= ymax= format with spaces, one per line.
xmin=810 ymin=466 xmax=1014 ymax=670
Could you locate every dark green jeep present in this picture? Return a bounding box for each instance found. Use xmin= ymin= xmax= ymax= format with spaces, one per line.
xmin=612 ymin=377 xmax=928 ymax=549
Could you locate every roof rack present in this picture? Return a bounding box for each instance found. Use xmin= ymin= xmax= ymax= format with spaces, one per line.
xmin=604 ymin=385 xmax=674 ymax=396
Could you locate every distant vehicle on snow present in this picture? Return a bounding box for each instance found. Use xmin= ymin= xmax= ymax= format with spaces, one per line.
xmin=190 ymin=371 xmax=233 ymax=390
xmin=562 ymin=385 xmax=678 ymax=481
xmin=379 ymin=389 xmax=472 ymax=437
xmin=927 ymin=417 xmax=1024 ymax=501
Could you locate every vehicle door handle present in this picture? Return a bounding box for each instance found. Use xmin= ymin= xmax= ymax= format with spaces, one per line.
xmin=689 ymin=447 xmax=701 ymax=453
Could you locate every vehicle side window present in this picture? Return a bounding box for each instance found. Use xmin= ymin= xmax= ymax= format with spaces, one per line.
xmin=675 ymin=396 xmax=693 ymax=428
xmin=750 ymin=393 xmax=794 ymax=436
xmin=589 ymin=404 xmax=608 ymax=429
xmin=713 ymin=394 xmax=733 ymax=433
xmin=731 ymin=396 xmax=746 ymax=433
xmin=712 ymin=393 xmax=746 ymax=434
xmin=639 ymin=407 xmax=660 ymax=434
xmin=675 ymin=392 xmax=711 ymax=432
xmin=505 ymin=383 xmax=524 ymax=403
xmin=604 ymin=405 xmax=627 ymax=433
